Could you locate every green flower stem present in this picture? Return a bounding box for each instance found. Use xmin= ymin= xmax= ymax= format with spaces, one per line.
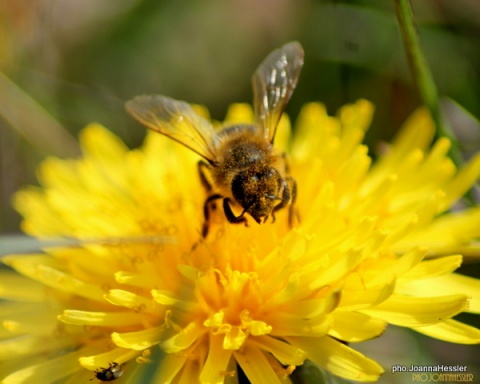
xmin=393 ymin=0 xmax=463 ymax=166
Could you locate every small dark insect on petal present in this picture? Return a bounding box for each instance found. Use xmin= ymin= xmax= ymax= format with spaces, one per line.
xmin=91 ymin=362 xmax=124 ymax=382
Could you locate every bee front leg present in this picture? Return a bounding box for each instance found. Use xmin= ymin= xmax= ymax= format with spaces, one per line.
xmin=203 ymin=194 xmax=222 ymax=237
xmin=223 ymin=198 xmax=248 ymax=226
xmin=198 ymin=161 xmax=214 ymax=192
xmin=281 ymin=152 xmax=291 ymax=174
xmin=271 ymin=177 xmax=298 ymax=227
xmin=286 ymin=176 xmax=299 ymax=227
xmin=271 ymin=179 xmax=291 ymax=223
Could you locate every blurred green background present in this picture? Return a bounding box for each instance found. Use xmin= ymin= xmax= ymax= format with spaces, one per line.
xmin=0 ymin=1 xmax=479 ymax=382
xmin=2 ymin=0 xmax=480 ymax=232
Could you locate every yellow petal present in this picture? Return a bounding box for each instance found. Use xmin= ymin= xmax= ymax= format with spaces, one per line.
xmin=399 ymin=255 xmax=462 ymax=281
xmin=151 ymin=353 xmax=187 ymax=383
xmin=336 ymin=100 xmax=373 ymax=163
xmin=114 ymin=271 xmax=158 ymax=289
xmin=112 ymin=326 xmax=165 ymax=350
xmin=273 ymin=293 xmax=339 ymax=319
xmin=191 ymin=104 xmax=211 ymax=119
xmin=0 ymin=302 xmax=44 ymax=323
xmin=224 ymin=103 xmax=254 ymax=124
xmin=249 ymin=335 xmax=306 ymax=366
xmin=105 ymin=289 xmax=156 ymax=312
xmin=338 ymin=281 xmax=395 ymax=311
xmin=389 ymin=107 xmax=435 ymax=155
xmin=161 ymin=322 xmax=205 ymax=353
xmin=58 ymin=310 xmax=141 ymax=327
xmin=1 ymin=349 xmax=83 ymax=384
xmin=274 ymin=114 xmax=292 ymax=153
xmin=3 ymin=255 xmax=105 ymax=303
xmin=0 ymin=335 xmax=75 ymax=360
xmin=204 ymin=310 xmax=225 ymax=328
xmin=234 ymin=343 xmax=283 ymax=384
xmin=366 ymin=247 xmax=427 ymax=286
xmin=14 ymin=187 xmax=68 ymax=236
xmin=242 ymin=317 xmax=272 ymax=337
xmin=178 ymin=358 xmax=202 ymax=384
xmin=79 ymin=123 xmax=129 ymax=166
xmin=329 ymin=311 xmax=387 ymax=342
xmin=199 ymin=334 xmax=233 ymax=384
xmin=361 ymin=294 xmax=468 ymax=326
xmin=396 ymin=207 xmax=480 ymax=254
xmin=307 ymin=248 xmax=364 ymax=290
xmin=400 ymin=273 xmax=480 ymax=314
xmin=79 ymin=347 xmax=140 ymax=370
xmin=264 ymin=311 xmax=330 ymax=337
xmin=223 ymin=326 xmax=247 ymax=350
xmin=365 ymin=107 xmax=434 ymax=187
xmin=35 ymin=157 xmax=78 ymax=191
xmin=412 ymin=319 xmax=480 ymax=344
xmin=442 ymin=153 xmax=480 ymax=210
xmin=338 ymin=99 xmax=374 ymax=134
xmin=334 ymin=145 xmax=371 ymax=197
xmin=286 ymin=335 xmax=384 ymax=382
xmin=151 ymin=289 xmax=197 ymax=311
xmin=292 ymin=102 xmax=338 ymax=161
xmin=3 ymin=309 xmax=57 ymax=335
xmin=0 ymin=271 xmax=45 ymax=302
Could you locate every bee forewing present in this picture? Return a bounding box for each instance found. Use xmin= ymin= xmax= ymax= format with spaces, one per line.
xmin=252 ymin=41 xmax=304 ymax=144
xmin=125 ymin=95 xmax=219 ymax=162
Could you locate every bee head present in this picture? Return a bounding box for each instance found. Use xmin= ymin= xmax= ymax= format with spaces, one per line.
xmin=231 ymin=166 xmax=282 ymax=221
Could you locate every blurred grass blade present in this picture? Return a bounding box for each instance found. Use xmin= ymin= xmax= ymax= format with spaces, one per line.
xmin=393 ymin=0 xmax=463 ymax=166
xmin=0 ymin=71 xmax=80 ymax=157
xmin=0 ymin=234 xmax=44 ymax=256
xmin=0 ymin=235 xmax=177 ymax=256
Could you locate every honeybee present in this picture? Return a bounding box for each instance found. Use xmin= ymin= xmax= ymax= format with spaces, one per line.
xmin=91 ymin=362 xmax=124 ymax=382
xmin=125 ymin=41 xmax=304 ymax=237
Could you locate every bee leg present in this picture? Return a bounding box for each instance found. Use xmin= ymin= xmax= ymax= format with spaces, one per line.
xmin=271 ymin=179 xmax=292 ymax=223
xmin=223 ymin=198 xmax=248 ymax=226
xmin=279 ymin=154 xmax=298 ymax=226
xmin=197 ymin=161 xmax=217 ymax=211
xmin=281 ymin=152 xmax=291 ymax=174
xmin=203 ymin=194 xmax=222 ymax=237
xmin=198 ymin=161 xmax=213 ymax=191
xmin=198 ymin=161 xmax=217 ymax=211
xmin=271 ymin=177 xmax=298 ymax=227
xmin=286 ymin=177 xmax=299 ymax=227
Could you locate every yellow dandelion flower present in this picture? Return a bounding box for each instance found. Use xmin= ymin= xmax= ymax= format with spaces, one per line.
xmin=1 ymin=100 xmax=480 ymax=383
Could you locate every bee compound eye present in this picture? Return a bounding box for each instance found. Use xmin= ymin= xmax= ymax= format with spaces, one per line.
xmin=231 ymin=171 xmax=249 ymax=202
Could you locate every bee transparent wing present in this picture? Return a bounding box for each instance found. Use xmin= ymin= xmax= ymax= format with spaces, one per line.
xmin=253 ymin=41 xmax=304 ymax=143
xmin=125 ymin=95 xmax=219 ymax=162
